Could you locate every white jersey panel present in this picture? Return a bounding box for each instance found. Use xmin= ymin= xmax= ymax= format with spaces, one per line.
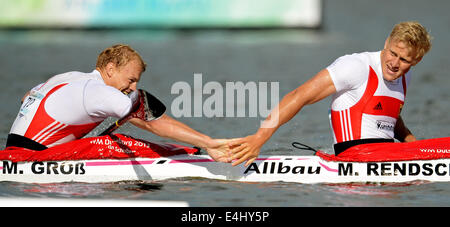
xmin=83 ymin=80 xmax=132 ymax=120
xmin=326 ymin=51 xmax=408 ymax=144
xmin=10 ymin=70 xmax=133 ymax=136
xmin=327 ymin=53 xmax=371 ymax=111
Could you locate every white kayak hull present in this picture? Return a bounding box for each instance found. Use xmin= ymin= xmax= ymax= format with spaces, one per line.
xmin=2 ymin=154 xmax=450 ymax=184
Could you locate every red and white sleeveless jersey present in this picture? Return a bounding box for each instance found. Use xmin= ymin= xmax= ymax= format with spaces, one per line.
xmin=326 ymin=51 xmax=410 ymax=144
xmin=9 ymin=70 xmax=133 ymax=147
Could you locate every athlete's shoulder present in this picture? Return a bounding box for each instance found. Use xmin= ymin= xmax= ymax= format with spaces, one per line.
xmin=332 ymin=51 xmax=375 ymax=66
xmin=37 ymin=70 xmax=102 ymax=91
xmin=327 ymin=52 xmax=371 ymax=91
xmin=50 ymin=70 xmax=93 ymax=79
xmin=83 ymin=80 xmax=132 ymax=119
xmin=62 ymin=70 xmax=103 ymax=82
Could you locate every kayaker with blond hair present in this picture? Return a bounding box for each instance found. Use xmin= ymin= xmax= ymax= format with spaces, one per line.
xmin=229 ymin=21 xmax=432 ymax=166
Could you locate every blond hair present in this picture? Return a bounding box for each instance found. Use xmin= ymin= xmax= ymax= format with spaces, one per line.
xmin=96 ymin=44 xmax=147 ymax=72
xmin=388 ymin=21 xmax=432 ymax=61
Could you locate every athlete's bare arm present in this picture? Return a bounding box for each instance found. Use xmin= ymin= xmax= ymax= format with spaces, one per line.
xmin=228 ymin=69 xmax=337 ymax=166
xmin=129 ymin=115 xmax=231 ymax=163
xmin=394 ymin=115 xmax=416 ymax=142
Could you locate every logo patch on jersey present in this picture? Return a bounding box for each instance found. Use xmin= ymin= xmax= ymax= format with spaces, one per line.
xmin=373 ymin=102 xmax=383 ymax=110
xmin=19 ymin=97 xmax=36 ymax=117
xmin=376 ymin=120 xmax=394 ymax=131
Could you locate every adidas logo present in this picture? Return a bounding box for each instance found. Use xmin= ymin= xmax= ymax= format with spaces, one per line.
xmin=373 ymin=102 xmax=383 ymax=110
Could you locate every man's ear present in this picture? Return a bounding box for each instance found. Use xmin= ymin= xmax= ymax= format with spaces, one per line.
xmin=105 ymin=62 xmax=116 ymax=78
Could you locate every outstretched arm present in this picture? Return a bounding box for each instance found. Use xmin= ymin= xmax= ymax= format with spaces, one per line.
xmin=228 ymin=69 xmax=337 ymax=166
xmin=129 ymin=114 xmax=231 ymax=163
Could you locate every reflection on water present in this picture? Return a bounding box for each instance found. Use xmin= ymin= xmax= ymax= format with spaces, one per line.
xmin=324 ymin=182 xmax=428 ymax=196
xmin=0 ymin=178 xmax=447 ymax=206
xmin=319 ymin=181 xmax=437 ymax=206
xmin=1 ymin=181 xmax=164 ymax=199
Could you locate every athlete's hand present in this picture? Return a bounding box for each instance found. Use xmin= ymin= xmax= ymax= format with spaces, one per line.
xmin=228 ymin=134 xmax=265 ymax=167
xmin=204 ymin=139 xmax=233 ymax=163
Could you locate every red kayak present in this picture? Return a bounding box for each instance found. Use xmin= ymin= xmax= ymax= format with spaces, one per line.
xmin=0 ymin=134 xmax=198 ymax=162
xmin=317 ymin=137 xmax=450 ymax=162
xmin=0 ymin=135 xmax=449 ymax=184
xmin=1 ymin=134 xmax=449 ymax=163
